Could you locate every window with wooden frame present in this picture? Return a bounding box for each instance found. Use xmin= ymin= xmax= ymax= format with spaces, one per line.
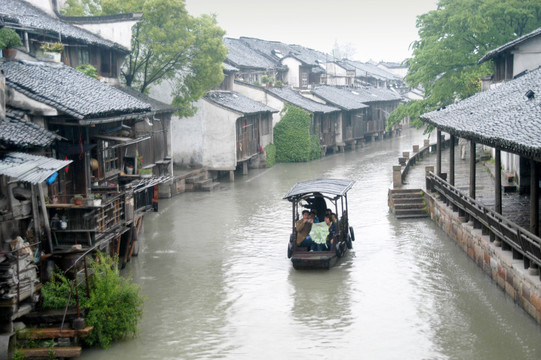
xmin=98 ymin=139 xmax=121 ymax=177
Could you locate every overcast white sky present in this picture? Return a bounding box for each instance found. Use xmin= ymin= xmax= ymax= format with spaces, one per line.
xmin=186 ymin=0 xmax=438 ymax=63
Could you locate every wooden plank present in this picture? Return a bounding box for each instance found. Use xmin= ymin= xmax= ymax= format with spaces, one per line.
xmin=19 ymin=326 xmax=93 ymax=339
xmin=20 ymin=346 xmax=81 ymax=358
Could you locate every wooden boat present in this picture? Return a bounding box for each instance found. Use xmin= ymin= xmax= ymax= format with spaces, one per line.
xmin=284 ymin=179 xmax=355 ymax=270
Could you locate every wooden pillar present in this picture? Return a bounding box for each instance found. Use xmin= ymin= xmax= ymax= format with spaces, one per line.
xmin=436 ymin=130 xmax=442 ymax=176
xmin=530 ymin=159 xmax=539 ymax=236
xmin=495 ymin=149 xmax=502 ymax=214
xmin=449 ymin=134 xmax=455 ymax=186
xmin=469 ymin=141 xmax=476 ymax=199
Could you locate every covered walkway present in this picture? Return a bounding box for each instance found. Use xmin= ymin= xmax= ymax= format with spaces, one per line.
xmin=402 ymin=140 xmax=531 ymax=230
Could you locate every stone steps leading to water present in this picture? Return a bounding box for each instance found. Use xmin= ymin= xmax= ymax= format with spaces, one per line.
xmin=389 ymin=188 xmax=428 ymax=219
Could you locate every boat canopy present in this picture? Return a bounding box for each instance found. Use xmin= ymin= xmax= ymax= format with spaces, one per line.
xmin=283 ymin=178 xmax=355 ymax=201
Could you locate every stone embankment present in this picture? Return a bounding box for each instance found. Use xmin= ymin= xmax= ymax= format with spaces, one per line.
xmin=392 ymin=137 xmax=541 ymax=324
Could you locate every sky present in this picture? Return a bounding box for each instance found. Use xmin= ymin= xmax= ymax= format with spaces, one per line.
xmin=185 ymin=0 xmax=439 ymax=63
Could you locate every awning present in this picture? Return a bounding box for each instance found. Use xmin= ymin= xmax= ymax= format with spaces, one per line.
xmin=0 ymin=152 xmax=72 ymax=184
xmin=93 ymin=135 xmax=151 ymax=149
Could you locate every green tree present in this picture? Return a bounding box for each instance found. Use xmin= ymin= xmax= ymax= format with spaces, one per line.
xmin=388 ymin=0 xmax=541 ymax=129
xmin=62 ymin=0 xmax=227 ymax=117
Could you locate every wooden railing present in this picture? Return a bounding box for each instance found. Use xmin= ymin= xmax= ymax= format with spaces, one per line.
xmin=426 ymin=171 xmax=541 ymax=272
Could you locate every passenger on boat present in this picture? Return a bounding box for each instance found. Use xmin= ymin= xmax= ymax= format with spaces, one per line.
xmin=310 ymin=210 xmax=320 ymax=223
xmin=296 ymin=210 xmax=315 ymax=249
xmin=306 ymin=193 xmax=326 ymax=221
xmin=324 ymin=214 xmax=338 ymax=251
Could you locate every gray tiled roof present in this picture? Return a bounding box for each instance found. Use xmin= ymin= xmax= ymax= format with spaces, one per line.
xmin=311 ymin=86 xmax=369 ymax=111
xmin=2 ymin=60 xmax=151 ymax=120
xmin=266 ymin=87 xmax=340 ymax=114
xmin=344 ymin=60 xmax=399 ymax=81
xmin=223 ymin=38 xmax=277 ymax=70
xmin=116 ymin=86 xmax=176 ymax=114
xmin=239 ymin=37 xmax=330 ymax=67
xmin=205 ymin=91 xmax=278 ymax=115
xmin=421 ymin=67 xmax=541 ymax=159
xmin=0 ymin=108 xmax=61 ymax=148
xmin=0 ymin=0 xmax=127 ymax=52
xmin=479 ymin=27 xmax=541 ymax=64
xmin=223 ymin=62 xmax=239 ymax=72
xmin=314 ymin=85 xmax=401 ymax=105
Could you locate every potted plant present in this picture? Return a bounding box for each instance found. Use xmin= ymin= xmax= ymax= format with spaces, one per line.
xmin=92 ymin=194 xmax=101 ymax=206
xmin=139 ymin=168 xmax=153 ymax=178
xmin=73 ymin=194 xmax=84 ymax=206
xmin=0 ymin=28 xmax=23 ymax=59
xmin=39 ymin=42 xmax=64 ymax=62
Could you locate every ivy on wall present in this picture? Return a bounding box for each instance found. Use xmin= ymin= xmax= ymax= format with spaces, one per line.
xmin=274 ymin=105 xmax=321 ymax=163
xmin=264 ymin=143 xmax=276 ymax=168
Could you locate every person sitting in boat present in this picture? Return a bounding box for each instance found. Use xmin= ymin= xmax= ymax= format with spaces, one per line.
xmin=324 ymin=214 xmax=338 ymax=251
xmin=296 ymin=210 xmax=315 ymax=249
xmin=310 ymin=210 xmax=320 ymax=223
xmin=306 ymin=193 xmax=326 ymax=222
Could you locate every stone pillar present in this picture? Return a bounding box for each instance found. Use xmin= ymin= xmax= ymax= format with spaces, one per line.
xmin=424 ymin=139 xmax=430 ymax=148
xmin=393 ymin=166 xmax=402 ymax=189
xmin=402 ymin=151 xmax=410 ymax=160
xmin=413 ymin=145 xmax=419 ymax=153
xmin=229 ymin=170 xmax=235 ymax=182
xmin=425 ymin=166 xmax=434 ymax=191
xmin=242 ymin=162 xmax=248 ymax=175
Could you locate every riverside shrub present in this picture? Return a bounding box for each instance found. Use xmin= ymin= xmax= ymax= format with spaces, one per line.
xmin=274 ymin=105 xmax=312 ymax=162
xmin=41 ymin=252 xmax=143 ymax=349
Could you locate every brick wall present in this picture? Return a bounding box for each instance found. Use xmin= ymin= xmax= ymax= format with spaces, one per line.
xmin=426 ymin=192 xmax=541 ymax=324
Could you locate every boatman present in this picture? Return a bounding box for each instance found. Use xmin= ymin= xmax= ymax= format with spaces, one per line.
xmin=296 ymin=210 xmax=315 ymax=249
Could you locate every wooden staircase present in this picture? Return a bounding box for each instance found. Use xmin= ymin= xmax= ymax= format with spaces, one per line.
xmin=388 ymin=189 xmax=428 ymax=219
xmin=16 ymin=309 xmax=92 ymax=358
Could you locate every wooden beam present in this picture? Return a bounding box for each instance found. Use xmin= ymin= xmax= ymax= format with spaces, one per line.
xmin=531 ymin=159 xmax=539 ymax=236
xmin=37 ymin=184 xmax=53 ymax=253
xmin=20 ymin=346 xmax=82 ymax=358
xmin=495 ymin=149 xmax=502 ymax=214
xmin=449 ymin=134 xmax=455 ymax=186
xmin=18 ymin=326 xmax=93 ymax=339
xmin=469 ymin=141 xmax=476 ymax=199
xmin=436 ymin=129 xmax=442 ymax=176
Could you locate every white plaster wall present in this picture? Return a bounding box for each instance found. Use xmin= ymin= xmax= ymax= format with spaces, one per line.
xmin=281 ymin=57 xmax=302 ymax=88
xmin=233 ymin=82 xmax=285 ymax=127
xmin=7 ymin=88 xmax=58 ymax=116
xmin=201 ymin=104 xmax=238 ymax=169
xmin=512 ymin=37 xmax=541 ymax=77
xmin=169 ymin=98 xmax=203 ymax=167
xmin=26 ymin=0 xmax=56 ymax=16
xmin=74 ymin=21 xmax=138 ymax=50
xmin=325 ymin=63 xmax=347 ymax=86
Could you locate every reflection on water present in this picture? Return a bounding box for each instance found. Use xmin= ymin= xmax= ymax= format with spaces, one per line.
xmin=81 ymin=128 xmax=541 ymax=360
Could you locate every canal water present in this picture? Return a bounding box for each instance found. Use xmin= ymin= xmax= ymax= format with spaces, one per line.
xmin=82 ymin=128 xmax=541 ymax=359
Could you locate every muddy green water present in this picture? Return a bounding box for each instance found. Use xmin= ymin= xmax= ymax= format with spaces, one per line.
xmin=81 ymin=128 xmax=541 ymax=359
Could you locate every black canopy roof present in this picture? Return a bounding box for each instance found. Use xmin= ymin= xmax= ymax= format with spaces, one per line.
xmin=283 ymin=179 xmax=355 ymax=201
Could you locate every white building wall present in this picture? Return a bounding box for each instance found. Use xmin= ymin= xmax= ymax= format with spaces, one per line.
xmin=512 ymin=37 xmax=541 ymax=77
xmin=281 ymin=57 xmax=302 ymax=88
xmin=233 ymin=82 xmax=285 ymax=128
xmin=26 ymin=0 xmax=56 ymax=16
xmin=74 ymin=21 xmax=138 ymax=50
xmin=325 ymin=63 xmax=347 ymax=86
xmin=201 ymin=104 xmax=238 ymax=169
